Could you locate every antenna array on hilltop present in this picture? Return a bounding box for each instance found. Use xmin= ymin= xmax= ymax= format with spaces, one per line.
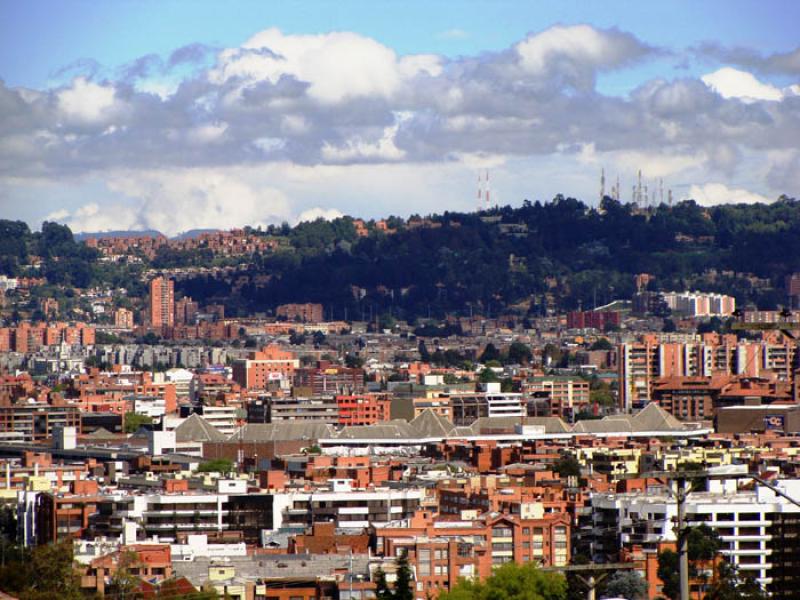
xmin=477 ymin=170 xmax=492 ymax=211
xmin=600 ymin=168 xmax=674 ymax=209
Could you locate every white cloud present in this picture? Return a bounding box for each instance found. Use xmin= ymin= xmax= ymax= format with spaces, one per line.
xmin=47 ymin=202 xmax=139 ymax=232
xmin=2 ymin=25 xmax=795 ymax=231
xmin=56 ymin=77 xmax=122 ymax=125
xmin=321 ymin=115 xmax=408 ymax=162
xmin=89 ymin=168 xmax=292 ymax=236
xmin=701 ymin=67 xmax=784 ymax=102
xmin=210 ymin=28 xmax=442 ymax=104
xmin=185 ymin=122 xmax=229 ymax=144
xmin=515 ymin=24 xmax=652 ymax=82
xmin=687 ymin=182 xmax=773 ymax=205
xmin=296 ymin=207 xmax=344 ymax=223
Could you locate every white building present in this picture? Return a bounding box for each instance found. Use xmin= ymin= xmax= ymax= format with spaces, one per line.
xmin=591 ymin=475 xmax=800 ymax=590
xmin=271 ymin=482 xmax=426 ymax=530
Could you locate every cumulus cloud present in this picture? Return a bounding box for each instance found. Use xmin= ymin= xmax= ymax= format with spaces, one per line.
xmin=296 ymin=207 xmax=344 ymax=223
xmin=210 ymin=28 xmax=442 ymax=104
xmin=46 ymin=202 xmax=140 ymax=232
xmin=515 ymin=25 xmax=656 ymax=89
xmin=694 ymin=42 xmax=800 ymax=76
xmin=1 ymin=24 xmax=796 ymax=231
xmin=701 ymin=67 xmax=784 ymax=102
xmin=56 ymin=77 xmax=123 ymax=125
xmin=687 ymin=182 xmax=773 ymax=206
xmin=46 ymin=169 xmax=291 ymax=236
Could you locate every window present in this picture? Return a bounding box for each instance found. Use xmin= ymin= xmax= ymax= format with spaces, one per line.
xmin=419 ymin=549 xmax=431 ymax=576
xmin=492 ymin=526 xmax=513 ymax=538
xmin=740 ymin=513 xmax=761 ymax=521
xmin=716 ymin=513 xmax=734 ymax=522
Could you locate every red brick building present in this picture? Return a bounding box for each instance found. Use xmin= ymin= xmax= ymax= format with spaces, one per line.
xmin=232 ymin=345 xmax=299 ymax=389
xmin=336 ymin=394 xmax=391 ymax=426
xmin=295 ymin=362 xmax=365 ymax=395
xmin=277 ymin=303 xmax=324 ymax=323
xmin=566 ymin=310 xmax=621 ymax=330
xmin=149 ymin=276 xmax=174 ymax=328
xmin=374 ymin=510 xmax=570 ymax=598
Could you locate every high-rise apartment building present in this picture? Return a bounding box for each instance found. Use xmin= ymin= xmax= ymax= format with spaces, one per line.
xmin=618 ymin=334 xmax=797 ymax=410
xmin=149 ymin=276 xmax=174 ymax=328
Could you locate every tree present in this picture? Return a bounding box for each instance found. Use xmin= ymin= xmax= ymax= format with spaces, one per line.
xmin=109 ymin=549 xmax=143 ymax=599
xmin=393 ymin=550 xmax=414 ymax=600
xmin=508 ymin=341 xmax=533 ymax=365
xmin=345 ymin=354 xmax=365 ymax=369
xmin=439 ymin=562 xmax=566 ymax=600
xmin=657 ymin=525 xmax=722 ymax=600
xmin=26 ymin=539 xmax=83 ymax=599
xmin=479 ymin=343 xmax=501 ymax=363
xmin=197 ymin=459 xmax=234 ymax=473
xmin=418 ymin=340 xmax=431 ymax=362
xmin=603 ymin=570 xmax=647 ymax=600
xmin=704 ymin=562 xmax=768 ymax=600
xmin=478 ymin=368 xmax=500 ymax=384
xmin=553 ymin=454 xmax=582 ymax=479
xmin=588 ymin=338 xmax=613 ymax=351
xmin=374 ymin=567 xmax=391 ymax=600
xmin=124 ymin=412 xmax=153 ymax=433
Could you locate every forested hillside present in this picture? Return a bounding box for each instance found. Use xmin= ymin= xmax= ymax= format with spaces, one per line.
xmin=2 ymin=195 xmax=800 ymax=321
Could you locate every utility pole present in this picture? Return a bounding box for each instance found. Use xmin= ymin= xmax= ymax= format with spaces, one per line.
xmin=541 ymin=563 xmax=632 ymax=600
xmin=624 ymin=470 xmax=800 ymax=600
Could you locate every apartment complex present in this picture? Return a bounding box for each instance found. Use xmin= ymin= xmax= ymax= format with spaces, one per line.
xmin=0 ymin=322 xmax=95 ymax=352
xmin=276 ymin=303 xmax=324 ymax=323
xmin=618 ymin=334 xmax=797 ymax=410
xmin=450 ymin=392 xmax=526 ymax=426
xmin=231 ymin=345 xmax=299 ymax=389
xmin=566 ymin=310 xmax=620 ymax=330
xmin=375 ymin=511 xmax=569 ymax=598
xmin=591 ymin=478 xmax=800 ymax=596
xmin=522 ymin=376 xmax=590 ymax=419
xmin=662 ymin=291 xmax=736 ymax=317
xmin=0 ymin=404 xmax=81 ymax=442
xmin=149 ymin=276 xmax=175 ymax=328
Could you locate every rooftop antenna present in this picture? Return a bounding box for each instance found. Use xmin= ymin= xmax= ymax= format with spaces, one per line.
xmin=659 ymin=178 xmax=664 ymax=205
xmin=600 ymin=168 xmax=606 ymax=202
xmin=476 ymin=173 xmax=483 ymax=212
xmin=485 ymin=169 xmax=491 ymax=209
xmin=637 ymin=170 xmax=643 ymax=206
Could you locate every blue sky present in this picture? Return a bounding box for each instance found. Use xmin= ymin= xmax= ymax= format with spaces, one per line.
xmin=1 ymin=1 xmax=799 ymax=234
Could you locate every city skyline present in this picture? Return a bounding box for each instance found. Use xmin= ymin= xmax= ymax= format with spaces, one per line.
xmin=1 ymin=1 xmax=799 ymax=235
